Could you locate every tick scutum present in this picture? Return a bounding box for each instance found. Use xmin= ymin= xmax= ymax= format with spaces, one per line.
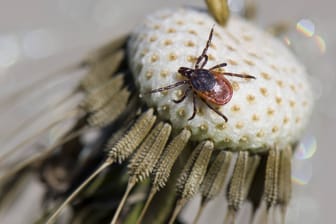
xmin=191 ymin=69 xmax=216 ymax=91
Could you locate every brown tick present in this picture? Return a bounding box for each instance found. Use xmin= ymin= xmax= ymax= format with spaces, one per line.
xmin=147 ymin=27 xmax=256 ymax=121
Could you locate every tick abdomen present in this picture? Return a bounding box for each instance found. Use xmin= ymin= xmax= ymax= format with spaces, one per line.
xmin=191 ymin=69 xmax=216 ymax=91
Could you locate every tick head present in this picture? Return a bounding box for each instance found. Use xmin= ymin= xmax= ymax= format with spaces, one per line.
xmin=178 ymin=67 xmax=194 ymax=78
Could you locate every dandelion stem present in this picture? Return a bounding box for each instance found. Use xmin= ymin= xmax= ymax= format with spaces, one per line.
xmin=0 ymin=125 xmax=90 ymax=182
xmin=1 ymin=90 xmax=78 ymax=144
xmin=224 ymin=209 xmax=236 ymax=224
xmin=110 ymin=180 xmax=136 ymax=224
xmin=136 ymin=188 xmax=157 ymax=224
xmin=193 ymin=203 xmax=206 ymax=224
xmin=0 ymin=64 xmax=81 ymax=109
xmin=46 ymin=162 xmax=110 ymax=224
xmin=0 ymin=108 xmax=82 ymax=164
xmin=168 ymin=199 xmax=186 ymax=224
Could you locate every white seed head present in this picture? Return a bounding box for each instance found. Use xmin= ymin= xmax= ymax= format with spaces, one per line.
xmin=128 ymin=8 xmax=313 ymax=151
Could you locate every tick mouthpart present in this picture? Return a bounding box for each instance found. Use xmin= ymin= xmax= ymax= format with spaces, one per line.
xmin=178 ymin=67 xmax=194 ymax=77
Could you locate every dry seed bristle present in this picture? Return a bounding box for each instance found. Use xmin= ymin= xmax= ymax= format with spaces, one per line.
xmin=170 ymin=141 xmax=213 ymax=224
xmin=111 ymin=120 xmax=171 ymax=224
xmin=264 ymin=146 xmax=281 ymax=209
xmin=44 ymin=111 xmax=144 ymax=224
xmin=245 ymin=153 xmax=268 ymax=220
xmin=107 ymin=108 xmax=156 ymax=164
xmin=244 ymin=155 xmax=261 ymax=198
xmin=193 ymin=151 xmax=232 ymax=224
xmin=279 ymin=146 xmax=292 ymax=205
xmin=176 ymin=140 xmax=214 ymax=200
xmin=80 ymin=50 xmax=125 ymax=91
xmin=87 ymin=88 xmax=130 ymax=127
xmin=135 ymin=129 xmax=191 ymax=224
xmin=84 ymin=34 xmax=127 ymax=66
xmin=91 ymin=50 xmax=124 ymax=78
xmin=1 ymin=89 xmax=78 ymax=146
xmin=104 ymin=119 xmax=135 ymax=150
xmin=0 ymin=125 xmax=90 ymax=183
xmin=80 ymin=74 xmax=124 ymax=112
xmin=128 ymin=122 xmax=172 ymax=183
xmin=46 ymin=161 xmax=110 ymax=224
xmin=0 ymin=170 xmax=30 ymax=207
xmin=152 ymin=128 xmax=191 ymax=190
xmin=175 ymin=144 xmax=202 ymax=196
xmin=0 ymin=108 xmax=82 ymax=165
xmin=200 ymin=151 xmax=233 ymax=203
xmin=279 ymin=146 xmax=292 ymax=222
xmin=240 ymin=155 xmax=261 ymax=224
xmin=0 ymin=63 xmax=82 ymax=113
xmin=227 ymin=151 xmax=249 ymax=212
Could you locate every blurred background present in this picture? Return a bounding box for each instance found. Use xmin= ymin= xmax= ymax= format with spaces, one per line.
xmin=0 ymin=0 xmax=334 ymax=223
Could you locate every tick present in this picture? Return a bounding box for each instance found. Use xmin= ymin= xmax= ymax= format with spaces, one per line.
xmin=147 ymin=27 xmax=256 ymax=121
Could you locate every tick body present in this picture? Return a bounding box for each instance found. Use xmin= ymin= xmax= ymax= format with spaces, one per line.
xmin=147 ymin=27 xmax=256 ymax=121
xmin=190 ymin=69 xmax=233 ymax=105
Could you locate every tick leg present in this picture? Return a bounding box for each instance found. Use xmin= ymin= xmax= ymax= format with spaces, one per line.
xmin=195 ymin=55 xmax=208 ymax=69
xmin=200 ymin=98 xmax=228 ymax=122
xmin=209 ymin=62 xmax=227 ymax=71
xmin=173 ymin=86 xmax=192 ymax=103
xmin=188 ymin=93 xmax=197 ymax=120
xmin=201 ymin=26 xmax=214 ymax=58
xmin=195 ymin=26 xmax=214 ymax=69
xmin=145 ymin=80 xmax=189 ymax=94
xmin=223 ymin=72 xmax=256 ymax=79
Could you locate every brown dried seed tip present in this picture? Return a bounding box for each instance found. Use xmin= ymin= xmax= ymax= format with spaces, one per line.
xmin=164 ymin=39 xmax=173 ymax=46
xmin=260 ymin=87 xmax=268 ymax=96
xmin=168 ymin=53 xmax=177 ymax=61
xmin=151 ymin=54 xmax=159 ymax=62
xmin=185 ymin=40 xmax=195 ymax=47
xmin=231 ymin=104 xmax=241 ymax=112
xmin=205 ymin=0 xmax=230 ymax=26
xmin=246 ymin=94 xmax=256 ymax=103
